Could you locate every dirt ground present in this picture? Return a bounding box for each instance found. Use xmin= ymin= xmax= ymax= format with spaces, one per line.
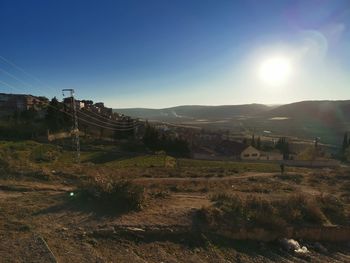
xmin=1 ymin=169 xmax=350 ymax=262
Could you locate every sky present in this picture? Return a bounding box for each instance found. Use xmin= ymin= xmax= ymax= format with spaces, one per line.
xmin=0 ymin=0 xmax=349 ymax=108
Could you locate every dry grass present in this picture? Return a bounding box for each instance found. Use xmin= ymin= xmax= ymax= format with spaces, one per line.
xmin=199 ymin=193 xmax=348 ymax=231
xmin=75 ymin=176 xmax=145 ymax=212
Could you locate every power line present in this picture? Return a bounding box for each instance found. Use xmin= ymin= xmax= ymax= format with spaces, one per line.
xmin=0 ymin=67 xmax=34 ymax=87
xmin=0 ymin=64 xmax=137 ymax=129
xmin=80 ymin=106 xmax=137 ymax=126
xmin=0 ymin=57 xmax=148 ymax=132
xmin=0 ymin=55 xmax=139 ymax=129
xmin=62 ymin=89 xmax=80 ymax=163
xmin=77 ymin=115 xmax=141 ymax=131
xmin=0 ymin=55 xmax=58 ymax=96
xmin=77 ymin=109 xmax=137 ymax=128
xmin=0 ymin=79 xmax=141 ymax=132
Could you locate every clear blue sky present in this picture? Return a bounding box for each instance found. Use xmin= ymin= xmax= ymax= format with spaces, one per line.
xmin=0 ymin=0 xmax=349 ymax=108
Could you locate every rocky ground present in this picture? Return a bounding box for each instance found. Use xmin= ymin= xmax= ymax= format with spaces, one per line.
xmin=0 ymin=174 xmax=350 ymax=263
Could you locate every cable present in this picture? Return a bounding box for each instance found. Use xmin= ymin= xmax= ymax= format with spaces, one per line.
xmin=77 ymin=109 xmax=137 ymax=128
xmin=0 ymin=65 xmax=135 ymax=129
xmin=0 ymin=57 xmax=152 ymax=132
xmin=0 ymin=67 xmax=34 ymax=88
xmin=80 ymin=106 xmax=137 ymax=125
xmin=0 ymin=56 xmax=138 ymax=128
xmin=0 ymin=55 xmax=58 ymax=96
xmin=0 ymin=79 xmax=141 ymax=131
xmin=77 ymin=116 xmax=141 ymax=131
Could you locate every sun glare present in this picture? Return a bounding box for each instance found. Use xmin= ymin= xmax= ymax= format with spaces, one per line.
xmin=258 ymin=56 xmax=292 ymax=86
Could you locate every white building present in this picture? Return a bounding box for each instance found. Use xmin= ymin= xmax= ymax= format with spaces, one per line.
xmin=240 ymin=146 xmax=261 ymax=160
xmin=240 ymin=146 xmax=283 ymax=161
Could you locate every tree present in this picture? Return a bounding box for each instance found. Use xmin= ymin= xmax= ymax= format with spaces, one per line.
xmin=256 ymin=136 xmax=261 ymax=150
xmin=19 ymin=108 xmax=37 ymax=124
xmin=251 ymin=134 xmax=256 ymax=147
xmin=45 ymin=97 xmax=71 ymax=132
xmin=342 ymin=132 xmax=348 ymax=152
xmin=275 ymin=137 xmax=290 ymax=160
xmin=142 ymin=122 xmax=190 ymax=157
xmin=142 ymin=122 xmax=160 ymax=150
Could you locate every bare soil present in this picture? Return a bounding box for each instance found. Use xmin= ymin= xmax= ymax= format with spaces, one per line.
xmin=0 ymin=168 xmax=350 ymax=262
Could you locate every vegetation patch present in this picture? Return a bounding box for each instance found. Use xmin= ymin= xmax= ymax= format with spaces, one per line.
xmin=30 ymin=144 xmax=61 ymax=162
xmin=75 ymin=177 xmax=145 ymax=213
xmin=178 ymin=159 xmax=280 ymax=173
xmin=275 ymin=173 xmax=303 ymax=184
xmin=197 ymin=193 xmax=348 ymax=232
xmin=106 ymin=155 xmax=168 ymax=168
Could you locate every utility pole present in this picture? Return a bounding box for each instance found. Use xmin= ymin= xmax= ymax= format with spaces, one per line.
xmin=62 ymin=89 xmax=80 ymax=163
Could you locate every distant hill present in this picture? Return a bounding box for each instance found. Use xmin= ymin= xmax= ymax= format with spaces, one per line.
xmin=114 ymin=100 xmax=350 ymax=145
xmin=255 ymin=100 xmax=350 ymax=144
xmin=114 ymin=104 xmax=271 ymax=120
xmin=261 ymin=100 xmax=350 ymax=124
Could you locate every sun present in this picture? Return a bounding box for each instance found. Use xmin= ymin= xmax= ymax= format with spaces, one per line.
xmin=258 ymin=56 xmax=292 ymax=86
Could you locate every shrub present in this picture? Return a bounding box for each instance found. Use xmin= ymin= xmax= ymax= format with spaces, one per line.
xmin=77 ymin=177 xmax=145 ymax=212
xmin=276 ymin=194 xmax=325 ymax=225
xmin=317 ymin=195 xmax=347 ymax=225
xmin=276 ymin=174 xmax=303 ymax=184
xmin=207 ymin=193 xmax=340 ymax=230
xmin=30 ymin=144 xmax=60 ymax=162
xmin=0 ymin=156 xmax=9 ymax=174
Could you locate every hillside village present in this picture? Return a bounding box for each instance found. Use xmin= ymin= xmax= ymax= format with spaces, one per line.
xmin=0 ymin=92 xmax=346 ymax=166
xmin=0 ymin=93 xmax=349 ymax=262
xmin=2 ymin=1 xmax=350 ymax=261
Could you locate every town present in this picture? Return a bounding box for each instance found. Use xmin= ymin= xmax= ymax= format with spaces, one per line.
xmin=0 ymin=92 xmax=345 ymax=167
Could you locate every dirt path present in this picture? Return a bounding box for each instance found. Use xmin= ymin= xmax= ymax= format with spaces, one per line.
xmin=0 ymin=178 xmax=349 ymax=262
xmin=134 ymin=172 xmax=280 ymax=183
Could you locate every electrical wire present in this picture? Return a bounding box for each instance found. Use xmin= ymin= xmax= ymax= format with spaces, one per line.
xmin=0 ymin=79 xmax=141 ymax=131
xmin=80 ymin=106 xmax=137 ymax=125
xmin=77 ymin=108 xmax=137 ymax=128
xmin=0 ymin=56 xmax=139 ymax=129
xmin=0 ymin=64 xmax=136 ymax=128
xmin=0 ymin=55 xmax=58 ymax=96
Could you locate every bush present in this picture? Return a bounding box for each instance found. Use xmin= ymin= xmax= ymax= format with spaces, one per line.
xmin=30 ymin=144 xmax=61 ymax=162
xmin=77 ymin=177 xmax=145 ymax=212
xmin=317 ymin=195 xmax=348 ymax=225
xmin=206 ymin=193 xmax=344 ymax=230
xmin=276 ymin=174 xmax=303 ymax=184
xmin=0 ymin=156 xmax=9 ymax=174
xmin=279 ymin=194 xmax=324 ymax=225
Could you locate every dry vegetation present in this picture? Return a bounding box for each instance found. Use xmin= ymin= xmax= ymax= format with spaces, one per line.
xmin=198 ymin=193 xmax=348 ymax=232
xmin=0 ymin=140 xmax=350 ymax=262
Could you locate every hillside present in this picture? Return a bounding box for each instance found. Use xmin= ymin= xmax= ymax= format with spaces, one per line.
xmin=254 ymin=100 xmax=350 ymax=144
xmin=261 ymin=100 xmax=350 ymax=123
xmin=114 ymin=104 xmax=271 ymax=120
xmin=115 ymin=100 xmax=350 ymax=145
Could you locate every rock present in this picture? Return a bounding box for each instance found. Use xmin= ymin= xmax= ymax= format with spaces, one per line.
xmin=126 ymin=227 xmax=145 ymax=232
xmin=281 ymin=238 xmax=301 ymax=251
xmin=294 ymin=246 xmax=308 ymax=254
xmin=281 ymin=238 xmax=309 ymax=255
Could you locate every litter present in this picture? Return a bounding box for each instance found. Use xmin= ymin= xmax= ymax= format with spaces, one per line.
xmin=281 ymin=238 xmax=309 ymax=254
